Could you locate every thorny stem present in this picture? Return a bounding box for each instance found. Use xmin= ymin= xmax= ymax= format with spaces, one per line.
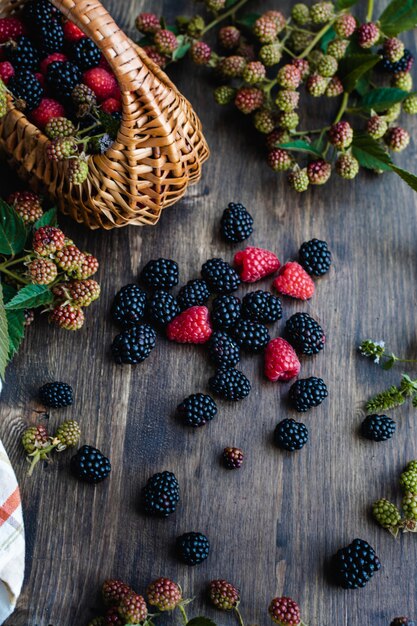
xmin=297 ymin=17 xmax=337 ymax=59
xmin=366 ymin=0 xmax=375 ymax=22
xmin=202 ymin=0 xmax=250 ymax=35
xmin=234 ymin=606 xmax=245 ymax=626
xmin=178 ymin=604 xmax=188 ymax=625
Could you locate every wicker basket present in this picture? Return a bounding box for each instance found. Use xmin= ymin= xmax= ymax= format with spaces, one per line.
xmin=0 ymin=0 xmax=210 ymax=229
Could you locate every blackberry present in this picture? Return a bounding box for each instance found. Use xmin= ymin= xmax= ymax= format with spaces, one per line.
xmin=209 ymin=367 xmax=251 ymax=401
xmin=6 ymin=37 xmax=39 ymax=71
xmin=141 ymin=258 xmax=179 ymax=290
xmin=8 ymin=70 xmax=43 ymax=111
xmin=221 ymin=202 xmax=254 ymax=243
xmin=211 ymin=294 xmax=241 ymax=330
xmin=380 ymin=49 xmax=413 ymax=73
xmin=38 ymin=381 xmax=73 ymax=408
xmin=37 ymin=21 xmax=65 ymax=55
xmin=241 ymin=290 xmax=282 ymax=324
xmin=47 ymin=61 xmax=82 ymax=100
xmin=111 ymin=284 xmax=147 ymax=329
xmin=332 ymin=538 xmax=381 ymax=589
xmin=201 ymin=258 xmax=240 ymax=294
xmin=390 ymin=619 xmax=416 ymax=626
xmin=23 ymin=0 xmax=57 ymax=26
xmin=111 ymin=324 xmax=156 ymax=364
xmin=177 ymin=393 xmax=218 ymax=427
xmin=288 ymin=377 xmax=328 ymax=412
xmin=274 ymin=418 xmax=308 ymax=451
xmin=232 ymin=319 xmax=270 ymax=353
xmin=176 ymin=532 xmax=210 ymax=566
xmin=299 ymin=239 xmax=332 ymax=276
xmin=70 ymin=445 xmax=111 ymax=483
xmin=208 ymin=331 xmax=240 ymax=367
xmin=361 ymin=414 xmax=396 ymax=442
xmin=143 ymin=471 xmax=180 ymax=517
xmin=223 ymin=446 xmax=244 ymax=469
xmin=71 ymin=38 xmax=101 ymax=70
xmin=285 ymin=312 xmax=325 ymax=355
xmin=147 ymin=290 xmax=179 ymax=327
xmin=177 ymin=279 xmax=210 ymax=310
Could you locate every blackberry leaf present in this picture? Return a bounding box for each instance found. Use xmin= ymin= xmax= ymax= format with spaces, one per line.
xmin=4 ymin=284 xmax=53 ymax=310
xmin=357 ymin=87 xmax=410 ymax=112
xmin=379 ymin=0 xmax=417 ymax=36
xmin=33 ymin=208 xmax=58 ymax=229
xmin=0 ymin=199 xmax=28 ymax=255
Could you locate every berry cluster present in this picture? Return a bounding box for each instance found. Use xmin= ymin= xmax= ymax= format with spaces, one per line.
xmin=373 ymin=459 xmax=417 ymax=535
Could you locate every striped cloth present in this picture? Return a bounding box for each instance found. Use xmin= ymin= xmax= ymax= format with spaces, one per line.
xmin=0 ymin=435 xmax=25 ymax=625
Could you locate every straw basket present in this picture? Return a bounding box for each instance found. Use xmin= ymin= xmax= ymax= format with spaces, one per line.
xmin=0 ymin=0 xmax=210 ymax=229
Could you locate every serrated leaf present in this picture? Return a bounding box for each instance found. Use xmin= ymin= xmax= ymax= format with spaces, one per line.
xmin=0 ymin=284 xmax=9 ymax=380
xmin=236 ymin=12 xmax=261 ymax=28
xmin=173 ymin=41 xmax=191 ymax=61
xmin=6 ymin=309 xmax=25 ymax=357
xmin=186 ymin=618 xmax=217 ymax=626
xmin=4 ymin=284 xmax=53 ymax=310
xmin=2 ymin=284 xmax=16 ymax=304
xmin=320 ymin=27 xmax=336 ymax=53
xmin=0 ymin=198 xmax=28 ymax=256
xmin=390 ymin=164 xmax=417 ymax=192
xmin=336 ymin=0 xmax=358 ymax=8
xmin=355 ymin=76 xmax=371 ymax=96
xmin=379 ymin=0 xmax=417 ymax=36
xmin=33 ymin=207 xmax=58 ymax=229
xmin=338 ymin=54 xmax=381 ymax=93
xmin=278 ymin=140 xmax=323 ymax=156
xmin=351 ymin=133 xmax=393 ymax=171
xmin=358 ymin=87 xmax=410 ymax=112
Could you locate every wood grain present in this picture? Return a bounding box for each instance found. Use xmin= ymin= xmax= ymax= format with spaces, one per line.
xmin=2 ymin=1 xmax=417 ymax=625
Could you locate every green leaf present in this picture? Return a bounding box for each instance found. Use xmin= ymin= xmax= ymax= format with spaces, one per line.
xmin=173 ymin=41 xmax=191 ymax=61
xmin=6 ymin=309 xmax=25 ymax=358
xmin=186 ymin=619 xmax=217 ymax=626
xmin=278 ymin=140 xmax=323 ymax=156
xmin=320 ymin=27 xmax=336 ymax=53
xmin=381 ymin=355 xmax=395 ymax=370
xmin=96 ymin=110 xmax=120 ymax=140
xmin=355 ymin=76 xmax=371 ymax=96
xmin=2 ymin=284 xmax=16 ymax=304
xmin=137 ymin=35 xmax=153 ymax=46
xmin=0 ymin=198 xmax=28 ymax=256
xmin=358 ymin=87 xmax=410 ymax=112
xmin=236 ymin=12 xmax=261 ymax=29
xmin=4 ymin=284 xmax=53 ymax=310
xmin=33 ymin=207 xmax=58 ymax=229
xmin=379 ymin=0 xmax=417 ymax=36
xmin=338 ymin=54 xmax=381 ymax=93
xmin=225 ymin=0 xmax=241 ymax=6
xmin=0 ymin=285 xmax=9 ymax=380
xmin=390 ymin=164 xmax=417 ymax=192
xmin=351 ymin=132 xmax=393 ymax=171
xmin=336 ymin=0 xmax=358 ymax=8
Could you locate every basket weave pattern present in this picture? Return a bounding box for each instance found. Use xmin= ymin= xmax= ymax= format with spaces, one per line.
xmin=0 ymin=0 xmax=210 ymax=229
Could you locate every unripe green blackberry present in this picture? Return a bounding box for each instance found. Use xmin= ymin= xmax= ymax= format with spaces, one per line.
xmin=214 ymin=85 xmax=235 ymax=105
xmin=68 ymin=158 xmax=89 ymax=184
xmin=55 ymin=419 xmax=81 ymax=449
xmin=45 ymin=116 xmax=76 ymax=140
xmin=46 ymin=137 xmax=77 ymax=162
xmin=292 ymin=58 xmax=310 ymax=80
xmin=366 ymin=115 xmax=388 ymax=139
xmin=403 ymin=93 xmax=417 ymax=114
xmin=264 ymin=10 xmax=286 ymax=33
xmin=325 ymin=76 xmax=343 ymax=97
xmin=55 ymin=244 xmax=85 ymax=273
xmin=402 ymin=493 xmax=417 ymax=521
xmin=259 ymin=43 xmax=282 ymax=67
xmin=234 ymin=87 xmax=263 ymax=114
xmin=288 ymin=167 xmax=309 ymax=192
xmin=267 ymin=148 xmax=293 ymax=171
xmin=383 ymin=37 xmax=405 ymax=63
xmin=357 ymin=22 xmax=380 ymax=48
xmin=385 ymin=102 xmax=402 ymax=122
xmin=391 ymin=71 xmax=413 ymax=92
xmin=277 ymin=64 xmax=301 ymax=89
xmin=307 ymin=159 xmax=331 ymax=185
xmin=27 ymin=258 xmax=58 ymax=285
xmin=218 ymin=25 xmax=241 ymax=49
xmin=407 ymin=460 xmax=417 ymax=473
xmin=278 ymin=111 xmax=299 ymax=130
xmin=310 ymin=2 xmax=335 ymax=24
xmin=191 ymin=41 xmax=212 ymax=65
xmin=372 ymin=498 xmax=402 ymax=535
xmin=22 ymin=424 xmax=49 ymax=455
xmin=146 ymin=577 xmax=182 ymax=611
xmin=335 ymin=153 xmax=359 ymax=179
xmin=206 ymin=0 xmax=226 ymax=10
xmin=317 ymin=54 xmax=338 ymax=77
xmin=291 ymin=3 xmax=310 ymax=25
xmin=327 ymin=39 xmax=349 ymax=60
xmin=306 ymin=73 xmax=328 ymax=97
xmin=275 ymin=89 xmax=300 ymax=112
xmin=243 ymin=61 xmax=266 ymax=84
xmin=186 ymin=15 xmax=205 ymax=37
xmin=385 ymin=126 xmax=410 ymax=152
xmin=334 ymin=14 xmax=356 ymax=38
xmin=266 ymin=128 xmax=290 ymax=149
xmin=329 ymin=120 xmax=353 ymax=149
xmin=252 ymin=15 xmax=278 ymax=44
xmin=253 ymin=109 xmax=275 ymax=134
xmin=289 ymin=31 xmax=314 ymax=53
xmin=154 ymin=29 xmax=178 ymax=55
xmin=400 ymin=470 xmax=417 ymax=494
xmin=218 ymin=55 xmax=246 ymax=77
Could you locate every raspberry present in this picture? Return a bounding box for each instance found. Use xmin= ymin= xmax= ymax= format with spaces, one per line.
xmin=264 ymin=337 xmax=300 ymax=382
xmin=177 ymin=393 xmax=218 ymax=427
xmin=234 ymin=246 xmax=280 ymax=282
xmin=299 ymin=238 xmax=331 ymax=276
xmin=243 ymin=60 xmax=266 ymax=84
xmin=8 ymin=190 xmax=43 ymax=224
xmin=190 ymin=41 xmax=211 ymax=65
xmin=143 ymin=471 xmax=180 ymax=517
xmin=273 ymin=262 xmax=315 ymax=300
xmin=50 ymin=303 xmax=85 ymax=330
xmin=306 ymin=73 xmax=328 ymax=97
xmin=218 ymin=26 xmax=241 ymax=49
xmin=209 ymin=367 xmax=251 ymax=400
xmin=31 ymin=97 xmax=65 ymax=130
xmin=154 ymin=29 xmax=178 ymax=55
xmin=259 ymin=43 xmax=282 ymax=67
xmin=65 ymin=279 xmax=100 ymax=306
xmin=275 ymin=89 xmax=300 ymax=112
xmin=141 ymin=258 xmax=179 ymax=290
xmin=402 ymin=493 xmax=417 ymax=521
xmin=142 ymin=46 xmax=168 ymax=69
xmin=391 ymin=71 xmax=413 ymax=91
xmin=307 ymin=159 xmax=331 ymax=185
xmin=403 ymin=94 xmax=417 ymax=114
xmin=22 ymin=424 xmax=49 ymax=455
xmin=8 ymin=69 xmax=44 ymax=111
xmin=62 ymin=20 xmax=85 ymax=43
xmin=289 ymin=377 xmax=328 ymax=412
xmin=147 ymin=290 xmax=179 ymax=327
xmin=27 ymin=258 xmax=57 ymax=285
xmin=218 ymin=55 xmax=246 ymax=78
xmin=38 ymin=381 xmax=73 ymax=408
xmin=83 ymin=68 xmax=118 ymax=101
xmin=328 ymin=120 xmax=353 ymax=149
xmin=118 ymin=593 xmax=147 ymax=624
xmin=327 ymin=39 xmax=349 ymax=61
xmin=280 ymin=111 xmax=300 ymax=131
xmin=366 ymin=115 xmax=388 ymax=139
xmin=223 ymin=446 xmax=244 ymax=469
xmin=332 ymin=538 xmax=381 ymax=589
xmin=46 ymin=137 xmax=78 ymax=162
xmin=33 ymin=226 xmax=65 ymax=256
xmin=357 ymin=22 xmax=380 ymax=48
xmin=111 ymin=284 xmax=146 ymax=328
xmin=167 ymin=305 xmax=212 ymax=344
xmin=291 ymin=4 xmax=310 ymax=25
xmin=112 ymin=324 xmax=156 ymax=364
xmin=268 ymin=148 xmax=293 ymax=172
xmin=211 ymin=294 xmax=241 ymax=330
xmin=385 ymin=126 xmax=410 ymax=152
xmin=252 ymin=16 xmax=278 ymax=44
xmin=292 ymin=58 xmax=310 ymax=80
xmin=55 ymin=244 xmax=85 ymax=274
xmin=202 ymin=258 xmax=240 ymax=293
xmin=176 ymin=532 xmax=210 ymax=566
xmin=334 ymin=14 xmax=356 ymax=38
xmin=55 ymin=419 xmax=81 ymax=448
xmin=285 ymin=312 xmax=325 ymax=355
xmin=214 ymin=85 xmax=235 ymax=105
xmin=135 ymin=12 xmax=161 ymax=34
xmin=277 ymin=64 xmax=301 ymax=90
xmin=235 ymin=87 xmax=264 ymax=114
xmin=232 ymin=319 xmax=270 ymax=353
xmin=71 ymin=445 xmax=111 ymax=483
xmin=147 ymin=578 xmax=182 ymax=611
xmin=269 ymin=597 xmax=302 ymax=625
xmin=242 ymin=291 xmax=282 ymax=324
xmin=177 ymin=279 xmax=210 ymax=310
xmin=0 ymin=61 xmax=14 ymax=84
xmin=384 ymin=37 xmax=405 ymax=63
xmin=317 ymin=54 xmax=338 ymax=77
xmin=68 ymin=158 xmax=89 ymax=185
xmin=221 ymin=202 xmax=253 ymax=243
xmin=361 ymin=414 xmax=396 ymax=441
xmin=0 ymin=17 xmax=25 ymax=44
xmin=208 ymin=331 xmax=240 ymax=368
xmin=372 ymin=498 xmax=402 ymax=534
xmin=209 ymin=580 xmax=240 ymax=611
xmin=77 ymin=254 xmax=99 ymax=279
xmin=102 ymin=580 xmax=132 ymax=607
xmin=335 ymin=153 xmax=359 ymax=179
xmin=310 ymin=2 xmax=335 ymax=24
xmin=46 ymin=61 xmax=82 ymax=100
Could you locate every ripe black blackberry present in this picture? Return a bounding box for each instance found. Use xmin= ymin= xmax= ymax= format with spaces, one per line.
xmin=143 ymin=471 xmax=180 ymax=517
xmin=71 ymin=38 xmax=101 ymax=70
xmin=38 ymin=382 xmax=73 ymax=408
xmin=23 ymin=0 xmax=58 ymax=26
xmin=177 ymin=279 xmax=210 ymax=310
xmin=332 ymin=538 xmax=381 ymax=589
xmin=381 ymin=49 xmax=413 ymax=73
xmin=111 ymin=324 xmax=156 ymax=364
xmin=208 ymin=331 xmax=240 ymax=367
xmin=220 ymin=202 xmax=253 ymax=243
xmin=201 ymin=258 xmax=240 ymax=294
xmin=8 ymin=70 xmax=43 ymax=111
xmin=211 ymin=294 xmax=241 ymax=330
xmin=147 ymin=290 xmax=179 ymax=327
xmin=285 ymin=312 xmax=325 ymax=355
xmin=6 ymin=37 xmax=39 ymax=71
xmin=390 ymin=619 xmax=416 ymax=626
xmin=209 ymin=367 xmax=251 ymax=401
xmin=299 ymin=239 xmax=331 ymax=277
xmin=140 ymin=258 xmax=179 ymax=290
xmin=111 ymin=284 xmax=147 ymax=329
xmin=70 ymin=446 xmax=111 ymax=483
xmin=361 ymin=414 xmax=396 ymax=442
xmin=46 ymin=61 xmax=82 ymax=100
xmin=176 ymin=532 xmax=210 ymax=566
xmin=37 ymin=21 xmax=65 ymax=55
xmin=232 ymin=319 xmax=270 ymax=353
xmin=177 ymin=393 xmax=217 ymax=427
xmin=288 ymin=377 xmax=328 ymax=412
xmin=241 ymin=290 xmax=282 ymax=324
xmin=274 ymin=418 xmax=308 ymax=451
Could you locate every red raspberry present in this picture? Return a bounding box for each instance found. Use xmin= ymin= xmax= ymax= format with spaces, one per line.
xmin=234 ymin=247 xmax=280 ymax=282
xmin=102 ymin=579 xmax=132 ymax=606
xmin=385 ymin=126 xmax=410 ymax=152
xmin=66 ymin=279 xmax=101 ymax=306
xmin=63 ymin=20 xmax=85 ymax=43
xmin=218 ymin=25 xmax=241 ymax=49
xmin=0 ymin=17 xmax=26 ymax=44
xmin=291 ymin=58 xmax=310 ymax=80
xmin=307 ymin=159 xmax=331 ymax=185
xmin=142 ymin=46 xmax=168 ymax=68
xmin=30 ymin=98 xmax=65 ymax=130
xmin=50 ymin=303 xmax=85 ymax=330
xmin=0 ymin=61 xmax=14 ymax=84
xmin=209 ymin=579 xmax=240 ymax=610
xmin=264 ymin=338 xmax=301 ymax=382
xmin=268 ymin=148 xmax=293 ymax=172
xmin=357 ymin=22 xmax=380 ymax=48
xmin=101 ymin=97 xmax=121 ymax=114
xmin=190 ymin=41 xmax=212 ymax=65
xmin=118 ymin=593 xmax=147 ymax=624
xmin=8 ymin=190 xmax=43 ymax=224
xmin=55 ymin=244 xmax=85 ymax=274
xmin=76 ymin=253 xmax=99 ymax=279
xmin=146 ymin=577 xmax=182 ymax=611
xmin=27 ymin=258 xmax=57 ymax=285
xmin=328 ymin=120 xmax=353 ymax=149
xmin=234 ymin=87 xmax=264 ymax=114
xmin=154 ymin=29 xmax=178 ymax=55
xmin=334 ymin=14 xmax=356 ymax=38
xmin=223 ymin=446 xmax=244 ymax=469
xmin=167 ymin=305 xmax=212 ymax=344
xmin=135 ymin=12 xmax=161 ymax=34
xmin=269 ymin=596 xmax=302 ymax=625
xmin=277 ymin=64 xmax=301 ymax=89
xmin=33 ymin=226 xmax=65 ymax=256
xmin=83 ymin=68 xmax=118 ymax=102
xmin=273 ymin=262 xmax=315 ymax=300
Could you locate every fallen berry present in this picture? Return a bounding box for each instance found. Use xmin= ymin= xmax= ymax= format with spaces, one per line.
xmin=234 ymin=247 xmax=280 ymax=283
xmin=167 ymin=305 xmax=212 ymax=344
xmin=264 ymin=337 xmax=300 ymax=382
xmin=273 ymin=262 xmax=315 ymax=300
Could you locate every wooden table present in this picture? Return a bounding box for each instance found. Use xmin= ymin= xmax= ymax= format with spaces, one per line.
xmin=2 ymin=1 xmax=417 ymax=624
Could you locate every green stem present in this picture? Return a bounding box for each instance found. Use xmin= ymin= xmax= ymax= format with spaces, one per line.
xmin=283 ymin=46 xmax=297 ymax=58
xmin=234 ymin=606 xmax=245 ymax=626
xmin=202 ymin=0 xmax=250 ymax=34
xmin=77 ymin=122 xmax=100 ymax=137
xmin=366 ymin=0 xmax=374 ymax=22
xmin=178 ymin=604 xmax=188 ymax=625
xmin=297 ymin=18 xmax=337 ymax=59
xmin=292 ymin=126 xmax=330 ymax=135
xmin=0 ymin=254 xmax=32 ymax=269
xmin=0 ymin=267 xmax=30 ymax=285
xmin=333 ymin=91 xmax=349 ymax=124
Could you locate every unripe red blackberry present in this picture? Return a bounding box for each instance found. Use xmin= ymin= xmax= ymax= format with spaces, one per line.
xmin=307 ymin=159 xmax=331 ymax=185
xmin=223 ymin=446 xmax=244 ymax=469
xmin=264 ymin=10 xmax=286 ymax=33
xmin=275 ymin=89 xmax=300 ymax=112
xmin=102 ymin=579 xmax=132 ymax=606
xmin=253 ymin=109 xmax=275 ymax=134
xmin=67 ymin=158 xmax=89 ymax=185
xmin=385 ymin=126 xmax=410 ymax=152
xmin=292 ymin=58 xmax=310 ymax=80
xmin=269 ymin=596 xmax=302 ymax=625
xmin=288 ymin=168 xmax=309 ymax=192
xmin=252 ymin=16 xmax=278 ymax=44
xmin=317 ymin=54 xmax=338 ymax=77
xmin=278 ymin=111 xmax=299 ymax=130
xmin=327 ymin=38 xmax=349 ymax=60
xmin=335 ymin=153 xmax=359 ymax=179
xmin=45 ymin=116 xmax=75 ymax=140
xmin=8 ymin=190 xmax=43 ymax=224
xmin=334 ymin=13 xmax=356 ymax=38
xmin=22 ymin=424 xmax=49 ymax=455
xmin=66 ymin=279 xmax=100 ymax=306
xmin=206 ymin=0 xmax=226 ymax=10
xmin=243 ymin=60 xmax=266 ymax=84
xmin=385 ymin=102 xmax=401 ymax=122
xmin=266 ymin=128 xmax=290 ymax=150
xmin=277 ymin=64 xmax=301 ymax=89
xmin=154 ymin=29 xmax=178 ymax=55
xmin=383 ymin=37 xmax=405 ymax=63
xmin=214 ymin=85 xmax=235 ymax=105
xmin=142 ymin=46 xmax=167 ymax=68
xmin=291 ymin=3 xmax=310 ymax=25
xmin=218 ymin=25 xmax=240 ymax=49
xmin=33 ymin=226 xmax=65 ymax=256
xmin=55 ymin=244 xmax=85 ymax=274
xmin=357 ymin=22 xmax=380 ymax=48
xmin=135 ymin=12 xmax=161 ymax=34
xmin=76 ymin=253 xmax=99 ymax=279
xmin=391 ymin=71 xmax=413 ymax=91
xmin=46 ymin=137 xmax=77 ymax=162
xmin=328 ymin=120 xmax=353 ymax=149
xmin=306 ymin=73 xmax=328 ymax=97
xmin=366 ymin=115 xmax=388 ymax=139
xmin=208 ymin=579 xmax=240 ymax=610
xmin=234 ymin=87 xmax=264 ymax=114
xmin=325 ymin=76 xmax=343 ymax=97
xmin=403 ymin=93 xmax=417 ymax=114
xmin=310 ymin=2 xmax=335 ymax=24
xmin=118 ymin=593 xmax=148 ymax=624
xmin=27 ymin=258 xmax=57 ymax=285
xmin=190 ymin=41 xmax=211 ymax=65
xmin=268 ymin=148 xmax=293 ymax=172
xmin=72 ymin=84 xmax=97 ymax=112
xmin=146 ymin=577 xmax=182 ymax=611
xmin=50 ymin=303 xmax=85 ymax=330
xmin=259 ymin=43 xmax=282 ymax=67
xmin=218 ymin=55 xmax=246 ymax=77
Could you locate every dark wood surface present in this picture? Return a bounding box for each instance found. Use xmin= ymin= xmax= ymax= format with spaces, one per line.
xmin=2 ymin=1 xmax=417 ymax=625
